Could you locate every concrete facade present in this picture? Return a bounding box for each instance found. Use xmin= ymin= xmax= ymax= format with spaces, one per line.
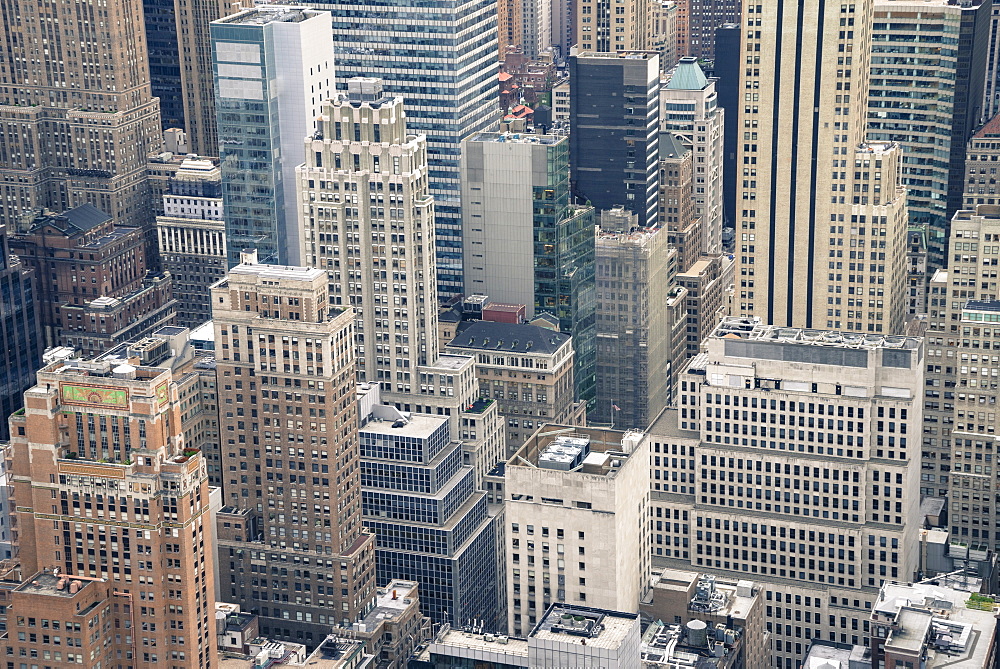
xmin=504 ymin=426 xmax=650 ymax=637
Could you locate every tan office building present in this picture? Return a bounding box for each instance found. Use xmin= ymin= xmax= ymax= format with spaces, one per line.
xmin=735 ymin=0 xmax=908 ymax=333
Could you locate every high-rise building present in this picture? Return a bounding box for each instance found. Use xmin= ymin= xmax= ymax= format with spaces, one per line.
xmin=569 ymin=51 xmax=661 ymax=229
xmin=0 ymin=226 xmax=42 ymax=442
xmin=155 ymin=157 xmax=227 ymax=328
xmin=963 ymin=113 xmax=1000 ymax=209
xmin=593 ymin=209 xmax=676 ymax=427
xmin=984 ymin=2 xmax=1000 ymax=123
xmin=310 ymin=0 xmax=499 ymax=299
xmin=499 ymin=0 xmax=524 ymax=58
xmin=297 ymin=78 xmax=437 ymax=403
xmin=359 ymin=403 xmax=502 ymax=629
xmin=919 ymin=204 xmax=1000 ymax=502
xmin=446 ymin=321 xmax=585 ymax=455
xmin=658 ymin=134 xmax=703 ymax=271
xmin=574 ymin=0 xmax=655 ymax=52
xmin=0 ymin=0 xmax=161 ymax=235
xmin=551 ymin=0 xmax=574 ymax=58
xmin=212 ymin=258 xmax=377 ymax=643
xmin=143 ymin=0 xmax=185 ymax=128
xmin=735 ymin=0 xmax=909 ymax=332
xmin=652 ymin=1 xmax=680 ymax=70
xmin=4 ymin=349 xmax=218 ymax=667
xmin=867 ymin=0 xmax=991 ymax=270
xmin=10 ymin=204 xmax=176 ymax=356
xmin=649 ymin=317 xmax=924 ymax=665
xmin=661 ymin=57 xmax=725 ymax=254
xmin=519 ymin=0 xmax=553 ymax=59
xmin=684 ymin=0 xmax=739 ymax=60
xmin=675 ymin=254 xmax=733 ymax=357
xmin=504 ymin=427 xmax=650 ymax=636
xmin=713 ymin=23 xmax=741 ymax=235
xmin=211 ymin=5 xmax=334 ymax=267
xmin=461 ymin=132 xmax=597 ymax=409
xmin=178 ymin=0 xmax=246 ymax=157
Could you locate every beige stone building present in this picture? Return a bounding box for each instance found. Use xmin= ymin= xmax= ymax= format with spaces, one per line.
xmin=446 ymin=320 xmax=584 ymax=455
xmin=646 ymin=317 xmax=925 ymax=665
xmin=675 ymin=254 xmax=733 ymax=357
xmin=297 ymin=78 xmax=437 ymax=405
xmin=735 ymin=0 xmax=909 ymax=333
xmin=0 ymin=0 xmax=162 ymax=234
xmin=574 ymin=0 xmax=656 ymax=52
xmin=504 ymin=426 xmax=650 ymax=636
xmin=659 ymin=134 xmax=702 ymax=273
xmin=212 ymin=258 xmax=377 ymax=644
xmin=4 ymin=349 xmax=218 ymax=667
xmin=963 ymin=113 xmax=1000 ymax=209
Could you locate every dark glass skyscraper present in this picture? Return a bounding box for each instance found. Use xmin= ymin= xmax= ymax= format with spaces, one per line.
xmin=311 ymin=0 xmax=500 ymax=300
xmin=0 ymin=225 xmax=43 ymax=442
xmin=143 ymin=0 xmax=185 ymax=128
xmin=569 ymin=51 xmax=661 ymax=228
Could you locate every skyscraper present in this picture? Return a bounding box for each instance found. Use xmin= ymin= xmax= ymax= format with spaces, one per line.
xmin=144 ymin=0 xmax=185 ymax=128
xmin=593 ymin=209 xmax=675 ymax=427
xmin=212 ymin=257 xmax=377 ymax=642
xmin=298 ymin=78 xmax=437 ymax=402
xmin=4 ymin=349 xmax=219 ymax=667
xmin=178 ymin=0 xmax=247 ymax=157
xmin=569 ymin=51 xmax=661 ymax=229
xmin=734 ymin=0 xmax=910 ymax=332
xmin=311 ymin=0 xmax=500 ymax=298
xmin=684 ymin=0 xmax=739 ymax=60
xmin=211 ymin=5 xmax=334 ymax=267
xmin=0 ymin=226 xmax=42 ymax=442
xmin=0 ymin=0 xmax=161 ymax=233
xmin=660 ymin=57 xmax=725 ymax=254
xmin=867 ymin=0 xmax=991 ymax=270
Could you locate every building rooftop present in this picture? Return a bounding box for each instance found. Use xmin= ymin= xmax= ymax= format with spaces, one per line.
xmin=712 ymin=317 xmax=920 ymax=351
xmin=659 ymin=132 xmax=690 ymax=160
xmin=15 ymin=572 xmax=96 ymax=598
xmin=529 ymin=604 xmax=638 ymax=650
xmin=360 ymin=412 xmax=448 ymax=441
xmin=513 ymin=426 xmax=642 ymax=476
xmin=448 ymin=321 xmax=570 ymax=355
xmin=356 ymin=580 xmax=419 ymax=631
xmin=801 ymin=641 xmax=871 ymax=669
xmin=468 ymin=131 xmax=564 ymax=145
xmin=419 ymin=628 xmax=529 ymax=660
xmin=226 ymin=262 xmax=325 ymax=283
xmin=216 ymin=5 xmax=316 ymax=26
xmin=665 ymin=57 xmax=709 ymax=90
xmin=972 ymin=112 xmax=1000 ymax=139
xmin=28 ymin=203 xmax=112 ymax=236
xmin=874 ymin=581 xmax=998 ymax=667
xmin=421 ymin=354 xmax=472 ymax=371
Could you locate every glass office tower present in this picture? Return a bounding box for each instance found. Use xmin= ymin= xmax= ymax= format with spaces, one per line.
xmin=313 ymin=0 xmax=500 ymax=299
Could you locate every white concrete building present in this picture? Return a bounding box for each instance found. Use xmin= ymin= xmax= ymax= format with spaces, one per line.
xmin=503 ymin=426 xmax=650 ymax=636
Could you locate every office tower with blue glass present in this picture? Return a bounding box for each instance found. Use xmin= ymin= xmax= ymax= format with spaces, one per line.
xmin=211 ymin=6 xmax=334 ymax=267
xmin=867 ymin=0 xmax=990 ymax=270
xmin=311 ymin=0 xmax=500 ymax=299
xmin=0 ymin=225 xmax=43 ymax=442
xmin=360 ymin=403 xmax=502 ymax=631
xmin=143 ymin=0 xmax=185 ymax=128
xmin=569 ymin=51 xmax=661 ymax=228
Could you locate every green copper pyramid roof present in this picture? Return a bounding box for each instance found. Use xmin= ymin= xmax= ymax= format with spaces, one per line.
xmin=665 ymin=57 xmax=708 ymax=90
